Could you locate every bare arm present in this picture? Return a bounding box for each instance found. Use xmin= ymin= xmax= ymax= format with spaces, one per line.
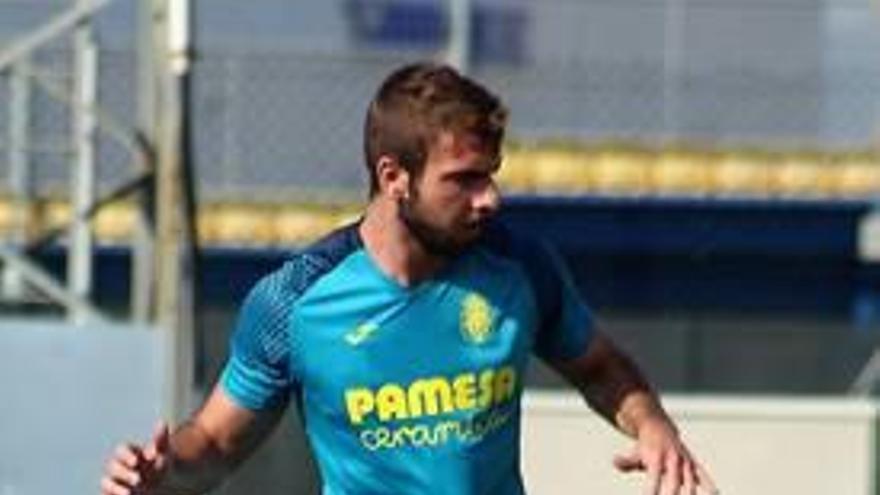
xmin=547 ymin=331 xmax=667 ymax=438
xmin=546 ymin=330 xmax=718 ymax=495
xmin=101 ymin=385 xmax=285 ymax=495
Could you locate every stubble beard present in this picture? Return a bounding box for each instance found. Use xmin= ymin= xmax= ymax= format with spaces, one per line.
xmin=397 ymin=191 xmax=470 ymax=258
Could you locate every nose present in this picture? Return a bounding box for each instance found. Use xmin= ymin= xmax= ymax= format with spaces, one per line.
xmin=473 ymin=179 xmax=501 ymax=217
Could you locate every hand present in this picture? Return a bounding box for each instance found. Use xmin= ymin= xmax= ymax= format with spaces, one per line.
xmin=613 ymin=417 xmax=718 ymax=495
xmin=100 ymin=422 xmax=171 ymax=495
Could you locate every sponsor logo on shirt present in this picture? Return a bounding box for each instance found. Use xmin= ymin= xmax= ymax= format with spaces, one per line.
xmin=344 ymin=365 xmax=517 ymax=450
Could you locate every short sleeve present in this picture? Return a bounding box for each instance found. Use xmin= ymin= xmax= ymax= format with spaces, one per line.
xmin=525 ymin=242 xmax=595 ymax=362
xmin=220 ymin=270 xmax=295 ymax=410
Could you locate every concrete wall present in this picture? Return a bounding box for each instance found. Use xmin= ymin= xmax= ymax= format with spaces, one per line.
xmin=522 ymin=392 xmax=880 ymax=495
xmin=3 ymin=318 xmax=878 ymax=495
xmin=0 ymin=320 xmax=163 ymax=495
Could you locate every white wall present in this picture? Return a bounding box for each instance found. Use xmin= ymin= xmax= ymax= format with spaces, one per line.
xmin=522 ymin=392 xmax=880 ymax=495
xmin=0 ymin=320 xmax=164 ymax=495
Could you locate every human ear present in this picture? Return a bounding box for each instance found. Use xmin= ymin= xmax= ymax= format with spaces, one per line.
xmin=376 ymin=155 xmax=410 ymax=200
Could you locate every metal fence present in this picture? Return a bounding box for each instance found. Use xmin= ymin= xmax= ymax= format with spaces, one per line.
xmin=2 ymin=0 xmax=879 ymax=202
xmin=2 ymin=4 xmax=879 ymax=494
xmin=0 ymin=0 xmax=138 ymax=194
xmin=189 ymin=0 xmax=880 ymax=201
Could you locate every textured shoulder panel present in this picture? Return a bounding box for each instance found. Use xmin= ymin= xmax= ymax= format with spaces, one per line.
xmin=285 ymin=220 xmax=363 ymax=296
xmin=222 ymin=221 xmax=362 ymax=409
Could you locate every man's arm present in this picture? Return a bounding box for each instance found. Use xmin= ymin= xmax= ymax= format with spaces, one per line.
xmin=101 ymin=384 xmax=285 ymax=495
xmin=546 ymin=330 xmax=718 ymax=495
xmin=547 ymin=331 xmax=664 ymax=437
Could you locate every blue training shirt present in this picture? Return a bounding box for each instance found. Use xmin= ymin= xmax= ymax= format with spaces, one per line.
xmin=220 ymin=220 xmax=595 ymax=495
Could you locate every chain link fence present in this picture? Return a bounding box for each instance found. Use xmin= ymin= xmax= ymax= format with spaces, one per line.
xmin=1 ymin=0 xmax=879 ymax=202
xmin=0 ymin=0 xmax=139 ymax=200
xmin=190 ymin=0 xmax=880 ymax=201
xmin=2 ymin=5 xmax=880 ymax=493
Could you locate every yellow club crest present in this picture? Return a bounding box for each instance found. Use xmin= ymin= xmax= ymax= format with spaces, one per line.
xmin=460 ymin=293 xmax=494 ymax=344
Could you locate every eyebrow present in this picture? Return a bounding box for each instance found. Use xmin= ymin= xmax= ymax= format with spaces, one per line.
xmin=448 ymin=158 xmax=500 ymax=177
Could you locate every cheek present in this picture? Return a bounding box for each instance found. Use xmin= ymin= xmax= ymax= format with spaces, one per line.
xmin=415 ymin=180 xmax=473 ymax=219
xmin=439 ymin=193 xmax=473 ymax=217
xmin=420 ymin=183 xmax=464 ymax=209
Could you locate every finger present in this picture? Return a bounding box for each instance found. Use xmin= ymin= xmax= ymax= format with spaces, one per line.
xmin=660 ymin=452 xmax=682 ymax=495
xmin=643 ymin=454 xmax=662 ymax=495
xmin=681 ymin=457 xmax=697 ymax=495
xmin=144 ymin=421 xmax=171 ymax=461
xmin=614 ymin=451 xmax=645 ymax=472
xmin=152 ymin=421 xmax=171 ymax=451
xmin=113 ymin=444 xmax=141 ymax=469
xmin=105 ymin=458 xmax=142 ymax=488
xmin=152 ymin=452 xmax=168 ymax=473
xmin=100 ymin=476 xmax=132 ymax=495
xmin=694 ymin=460 xmax=720 ymax=495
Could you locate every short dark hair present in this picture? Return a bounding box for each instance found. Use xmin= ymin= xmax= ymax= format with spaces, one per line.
xmin=363 ymin=62 xmax=508 ymax=197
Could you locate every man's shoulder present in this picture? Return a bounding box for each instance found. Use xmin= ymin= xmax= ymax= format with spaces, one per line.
xmin=479 ymin=219 xmax=549 ymax=262
xmin=477 ymin=219 xmax=566 ymax=290
xmin=297 ymin=220 xmax=363 ymax=268
xmin=253 ymin=221 xmax=362 ymax=300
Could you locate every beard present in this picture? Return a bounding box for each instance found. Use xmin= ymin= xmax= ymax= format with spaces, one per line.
xmin=398 ymin=192 xmax=474 ymax=258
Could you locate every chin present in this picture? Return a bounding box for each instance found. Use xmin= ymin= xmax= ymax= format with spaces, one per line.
xmin=455 ymin=229 xmax=483 ymax=247
xmin=464 ymin=222 xmax=487 ymax=237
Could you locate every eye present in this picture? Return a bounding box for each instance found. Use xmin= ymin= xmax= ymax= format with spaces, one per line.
xmin=453 ymin=172 xmax=487 ymax=187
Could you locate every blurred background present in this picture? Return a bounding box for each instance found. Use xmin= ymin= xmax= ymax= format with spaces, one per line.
xmin=0 ymin=0 xmax=879 ymax=493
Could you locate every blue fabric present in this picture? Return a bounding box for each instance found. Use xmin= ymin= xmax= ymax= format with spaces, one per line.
xmin=220 ymin=221 xmax=594 ymax=494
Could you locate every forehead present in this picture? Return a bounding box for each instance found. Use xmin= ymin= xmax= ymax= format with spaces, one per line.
xmin=427 ymin=131 xmax=498 ymax=171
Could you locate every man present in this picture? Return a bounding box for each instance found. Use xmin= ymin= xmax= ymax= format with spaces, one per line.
xmin=101 ymin=62 xmax=718 ymax=495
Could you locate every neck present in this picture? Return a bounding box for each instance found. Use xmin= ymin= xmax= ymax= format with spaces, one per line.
xmin=359 ymin=199 xmax=447 ymax=287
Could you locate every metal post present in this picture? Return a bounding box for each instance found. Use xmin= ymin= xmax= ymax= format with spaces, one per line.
xmin=132 ymin=0 xmax=159 ymax=324
xmin=3 ymin=59 xmax=33 ymax=300
xmin=0 ymin=246 xmax=107 ymax=321
xmin=156 ymin=0 xmax=196 ymax=423
xmin=69 ymin=2 xmax=99 ymax=324
xmin=447 ymin=0 xmax=472 ymax=74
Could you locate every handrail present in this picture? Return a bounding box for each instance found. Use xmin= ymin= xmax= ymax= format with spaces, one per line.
xmin=0 ymin=245 xmax=108 ymax=322
xmin=0 ymin=0 xmax=113 ymax=72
